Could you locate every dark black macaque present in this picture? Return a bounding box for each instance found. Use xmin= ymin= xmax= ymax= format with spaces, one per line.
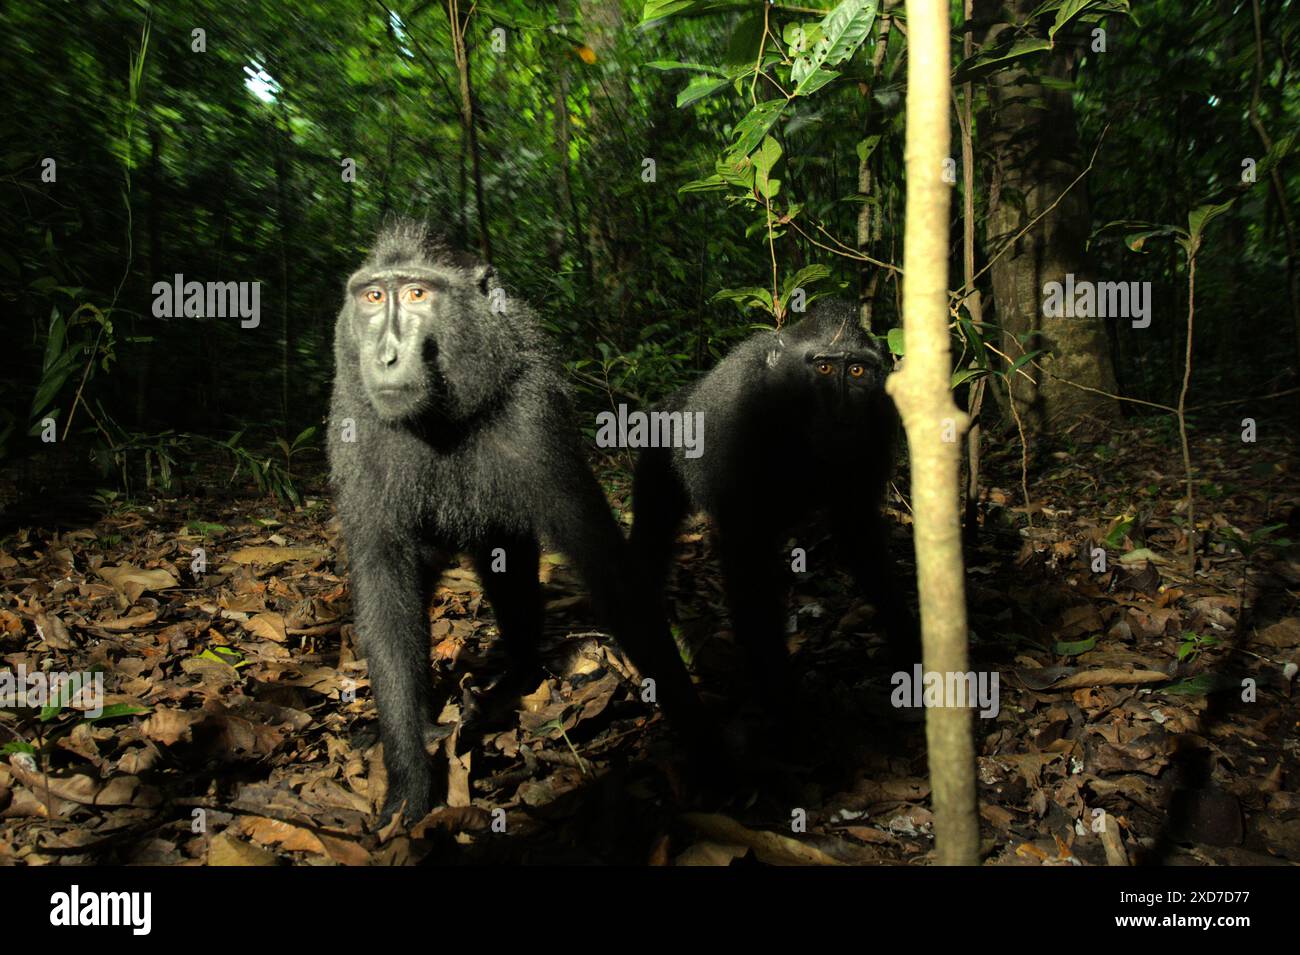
xmin=328 ymin=222 xmax=703 ymax=823
xmin=630 ymin=300 xmax=918 ymax=708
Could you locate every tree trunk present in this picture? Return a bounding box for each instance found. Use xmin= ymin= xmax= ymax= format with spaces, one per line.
xmin=448 ymin=0 xmax=493 ymax=262
xmin=136 ymin=116 xmax=162 ymax=427
xmin=885 ymin=0 xmax=979 ymax=867
xmin=855 ymin=4 xmax=896 ymax=332
xmin=549 ymin=0 xmax=576 ymax=274
xmin=578 ymin=0 xmax=631 ymax=336
xmin=978 ymin=0 xmax=1118 ymax=441
xmin=1248 ymin=0 xmax=1300 ymax=365
xmin=274 ymin=115 xmax=293 ymax=427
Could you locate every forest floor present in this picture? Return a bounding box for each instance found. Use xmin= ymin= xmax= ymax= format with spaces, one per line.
xmin=1 ymin=412 xmax=1298 ymax=866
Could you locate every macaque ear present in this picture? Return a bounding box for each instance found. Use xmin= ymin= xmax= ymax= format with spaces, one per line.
xmin=474 ymin=264 xmax=496 ymax=296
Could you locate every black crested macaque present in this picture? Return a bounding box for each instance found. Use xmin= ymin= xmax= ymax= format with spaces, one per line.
xmin=630 ymin=300 xmax=918 ymax=709
xmin=328 ymin=222 xmax=703 ymax=823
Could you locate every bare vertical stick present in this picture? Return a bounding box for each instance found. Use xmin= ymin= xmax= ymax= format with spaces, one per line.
xmin=885 ymin=0 xmax=979 ymax=866
xmin=959 ymin=0 xmax=986 ymax=536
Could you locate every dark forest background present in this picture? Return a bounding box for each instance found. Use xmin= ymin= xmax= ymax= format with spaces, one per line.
xmin=1 ymin=0 xmax=1296 ymax=510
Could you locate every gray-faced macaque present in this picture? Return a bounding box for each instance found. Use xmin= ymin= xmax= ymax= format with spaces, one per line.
xmin=329 ymin=222 xmax=703 ymax=823
xmin=630 ymin=300 xmax=918 ymax=707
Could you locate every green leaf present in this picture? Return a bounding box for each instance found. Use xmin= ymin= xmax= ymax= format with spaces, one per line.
xmin=951 ymin=367 xmax=988 ymax=388
xmin=753 ymin=135 xmax=782 ymax=198
xmin=782 ymin=264 xmax=830 ymax=298
xmin=30 ymin=347 xmax=80 ymax=419
xmin=1097 ymin=218 xmax=1173 ymax=250
xmin=953 ymin=37 xmax=1051 ymax=83
xmin=200 ymin=646 xmax=248 ymax=669
xmin=40 ymin=672 xmax=89 ymax=721
xmin=186 ymin=520 xmax=228 ymax=536
xmin=886 ymin=327 xmax=905 ymax=356
xmin=727 ymin=100 xmax=786 ymax=159
xmin=1187 ymin=199 xmax=1234 ymax=240
xmin=42 ymin=307 xmax=66 ymax=372
xmin=87 ymin=703 xmax=152 ymax=723
xmin=716 ymin=154 xmax=756 ymax=189
xmin=753 ymin=135 xmax=782 ymax=180
xmin=712 ymin=286 xmax=775 ymax=313
xmin=1249 ymin=523 xmax=1286 ymax=543
xmin=1256 ymin=129 xmax=1297 ymax=179
xmin=956 ymin=315 xmax=988 ymax=359
xmin=678 ymin=174 xmax=728 ymax=194
xmin=645 ymin=60 xmax=728 ymax=75
xmin=783 ymin=22 xmax=825 ymax=55
xmin=638 ymin=0 xmax=753 ymax=29
xmin=1039 ymin=75 xmax=1076 ymax=92
xmin=1124 ymin=228 xmax=1178 ymax=252
xmin=676 ymin=75 xmax=731 ymax=107
xmin=1158 ymin=674 xmax=1220 ymax=696
xmin=1007 ymin=349 xmax=1047 ymax=375
xmin=639 ymin=1 xmax=699 ymax=26
xmin=1104 ymin=517 xmax=1133 ymax=548
xmin=791 ymin=0 xmax=877 ymax=96
xmin=1048 ymin=0 xmax=1093 ymax=40
xmin=797 ymin=68 xmax=842 ymax=98
xmin=1053 ymin=636 xmax=1097 ymax=656
xmin=856 ymin=134 xmax=881 ymax=164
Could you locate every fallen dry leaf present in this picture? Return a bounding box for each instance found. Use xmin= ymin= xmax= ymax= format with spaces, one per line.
xmin=208 ymin=830 xmax=281 ymax=866
xmin=681 ymin=813 xmax=846 ymax=866
xmin=227 ymin=545 xmax=327 ymax=567
xmin=98 ymin=564 xmax=179 ymax=594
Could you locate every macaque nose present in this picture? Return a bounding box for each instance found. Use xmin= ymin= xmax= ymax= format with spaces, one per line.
xmin=377 ymin=327 xmax=401 ymax=368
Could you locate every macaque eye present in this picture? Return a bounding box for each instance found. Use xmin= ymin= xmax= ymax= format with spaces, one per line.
xmin=364 ymin=288 xmax=384 ymax=304
xmin=407 ymin=286 xmax=426 ymax=301
xmin=816 ymin=362 xmax=835 ymax=376
xmin=848 ymin=364 xmax=866 ymax=378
